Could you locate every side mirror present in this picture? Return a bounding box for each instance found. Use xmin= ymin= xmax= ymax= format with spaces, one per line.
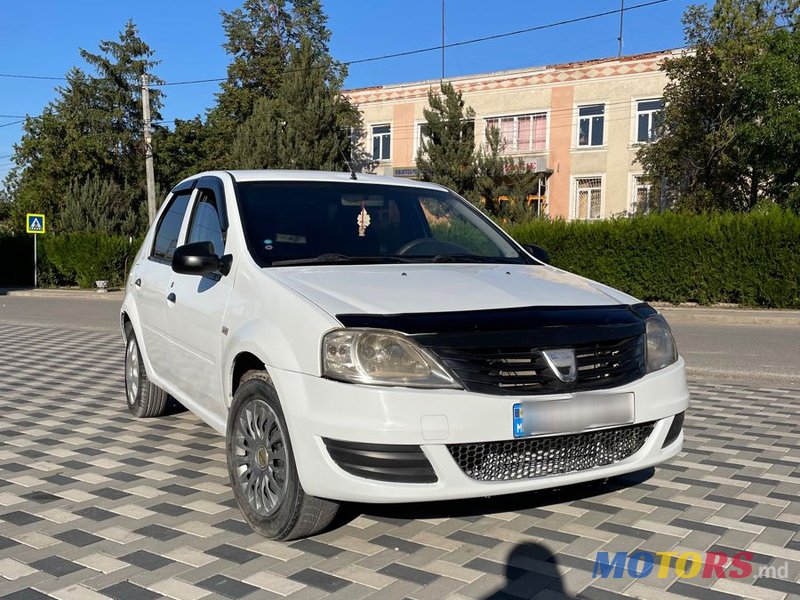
xmin=522 ymin=243 xmax=550 ymax=265
xmin=172 ymin=241 xmax=232 ymax=276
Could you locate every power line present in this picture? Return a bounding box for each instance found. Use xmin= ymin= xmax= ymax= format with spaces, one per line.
xmin=1 ymin=0 xmax=675 ymax=88
xmin=0 ymin=72 xmax=66 ymax=82
xmin=0 ymin=120 xmax=25 ymax=129
xmin=347 ymin=0 xmax=673 ymax=68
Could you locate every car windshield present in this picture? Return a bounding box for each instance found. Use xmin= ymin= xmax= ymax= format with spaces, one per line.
xmin=237 ymin=181 xmax=528 ymax=267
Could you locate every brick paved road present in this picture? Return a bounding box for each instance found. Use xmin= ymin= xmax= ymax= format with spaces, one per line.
xmin=0 ymin=324 xmax=798 ymax=600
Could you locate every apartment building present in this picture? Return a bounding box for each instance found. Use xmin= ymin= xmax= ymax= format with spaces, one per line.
xmin=346 ymin=49 xmax=678 ymax=219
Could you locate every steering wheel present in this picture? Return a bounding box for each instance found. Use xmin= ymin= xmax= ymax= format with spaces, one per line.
xmin=395 ymin=238 xmax=472 ymax=256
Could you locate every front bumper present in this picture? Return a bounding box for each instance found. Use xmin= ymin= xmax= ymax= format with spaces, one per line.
xmin=270 ymin=358 xmax=689 ymax=503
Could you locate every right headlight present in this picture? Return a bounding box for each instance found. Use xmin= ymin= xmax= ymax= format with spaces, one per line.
xmin=645 ymin=314 xmax=678 ymax=372
xmin=322 ymin=328 xmax=461 ymax=388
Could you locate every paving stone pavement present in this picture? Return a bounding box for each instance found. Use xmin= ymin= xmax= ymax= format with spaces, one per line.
xmin=0 ymin=323 xmax=798 ymax=600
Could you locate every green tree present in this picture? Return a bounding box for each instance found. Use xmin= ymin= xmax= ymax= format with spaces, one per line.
xmin=638 ymin=0 xmax=800 ymax=211
xmin=474 ymin=126 xmax=543 ymax=217
xmin=230 ymin=38 xmax=365 ymax=171
xmin=416 ymin=83 xmax=477 ymax=197
xmin=59 ymin=175 xmax=142 ymax=236
xmin=153 ymin=117 xmax=210 ymax=189
xmin=5 ymin=21 xmax=162 ymax=233
xmin=205 ymin=0 xmax=334 ymax=165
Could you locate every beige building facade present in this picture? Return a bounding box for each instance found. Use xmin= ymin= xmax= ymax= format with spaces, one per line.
xmin=346 ymin=50 xmax=679 ymax=219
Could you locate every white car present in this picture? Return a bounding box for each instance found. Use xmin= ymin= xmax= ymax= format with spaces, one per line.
xmin=121 ymin=170 xmax=688 ymax=540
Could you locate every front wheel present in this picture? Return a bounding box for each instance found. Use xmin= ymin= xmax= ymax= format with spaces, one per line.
xmin=226 ymin=370 xmax=339 ymax=540
xmin=124 ymin=322 xmax=169 ymax=418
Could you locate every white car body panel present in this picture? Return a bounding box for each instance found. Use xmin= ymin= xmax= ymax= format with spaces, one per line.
xmin=267 ymin=263 xmax=635 ymax=316
xmin=121 ymin=169 xmax=689 ymax=504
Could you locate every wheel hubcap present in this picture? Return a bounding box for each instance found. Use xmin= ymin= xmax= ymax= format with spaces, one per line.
xmin=125 ymin=337 xmax=140 ymax=406
xmin=232 ymin=399 xmax=288 ymax=516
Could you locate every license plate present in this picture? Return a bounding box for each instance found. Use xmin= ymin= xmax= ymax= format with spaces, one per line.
xmin=513 ymin=392 xmax=635 ymax=438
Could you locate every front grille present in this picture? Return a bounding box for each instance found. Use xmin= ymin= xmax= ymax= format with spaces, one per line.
xmin=431 ymin=335 xmax=645 ymax=395
xmin=448 ymin=422 xmax=654 ymax=482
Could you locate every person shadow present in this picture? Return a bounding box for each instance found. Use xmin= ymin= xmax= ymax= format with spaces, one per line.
xmin=328 ymin=468 xmax=656 ymax=599
xmin=484 ymin=542 xmax=575 ymax=599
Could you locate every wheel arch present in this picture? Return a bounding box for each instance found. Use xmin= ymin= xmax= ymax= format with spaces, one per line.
xmin=231 ymin=351 xmax=268 ymax=402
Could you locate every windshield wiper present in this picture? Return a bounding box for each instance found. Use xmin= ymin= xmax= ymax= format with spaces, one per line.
xmin=270 ymin=253 xmax=413 ymax=266
xmin=426 ymin=254 xmax=520 ymax=264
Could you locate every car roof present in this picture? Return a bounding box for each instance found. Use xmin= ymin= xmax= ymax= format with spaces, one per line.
xmin=186 ymin=169 xmax=447 ymax=191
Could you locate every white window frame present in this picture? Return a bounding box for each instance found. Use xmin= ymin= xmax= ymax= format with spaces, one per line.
xmin=633 ymin=98 xmax=664 ymax=144
xmin=413 ymin=121 xmax=430 ymax=160
xmin=370 ymin=123 xmax=392 ymax=162
xmin=575 ymin=103 xmax=606 ymax=149
xmin=483 ymin=111 xmax=549 ymax=154
xmin=571 ymin=175 xmax=604 ymax=220
xmin=630 ymin=173 xmax=653 ymax=214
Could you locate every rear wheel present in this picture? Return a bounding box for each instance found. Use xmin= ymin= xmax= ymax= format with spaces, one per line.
xmin=226 ymin=370 xmax=339 ymax=540
xmin=124 ymin=322 xmax=169 ymax=418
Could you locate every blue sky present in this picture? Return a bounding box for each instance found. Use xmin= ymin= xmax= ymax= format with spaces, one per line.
xmin=0 ymin=0 xmax=709 ymax=176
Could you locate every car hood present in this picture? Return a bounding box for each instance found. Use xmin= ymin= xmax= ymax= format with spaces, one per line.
xmin=266 ymin=263 xmax=638 ymax=317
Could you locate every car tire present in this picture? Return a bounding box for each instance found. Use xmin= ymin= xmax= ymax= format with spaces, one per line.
xmin=124 ymin=322 xmax=169 ymax=418
xmin=226 ymin=370 xmax=339 ymax=540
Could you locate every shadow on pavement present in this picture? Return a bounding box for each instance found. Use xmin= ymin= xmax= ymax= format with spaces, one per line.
xmin=485 ymin=542 xmax=575 ymax=599
xmin=336 ymin=467 xmax=654 ymax=526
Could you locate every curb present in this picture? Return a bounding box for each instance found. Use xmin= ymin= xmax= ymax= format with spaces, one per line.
xmin=658 ymin=306 xmax=800 ymax=326
xmin=0 ymin=288 xmax=124 ymax=301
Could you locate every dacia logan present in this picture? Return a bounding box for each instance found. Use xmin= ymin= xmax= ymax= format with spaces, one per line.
xmin=121 ymin=170 xmax=688 ymax=540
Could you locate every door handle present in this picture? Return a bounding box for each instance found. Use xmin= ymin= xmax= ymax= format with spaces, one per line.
xmin=166 ymin=292 xmax=176 ymax=304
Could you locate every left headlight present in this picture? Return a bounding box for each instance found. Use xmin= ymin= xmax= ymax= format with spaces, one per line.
xmin=645 ymin=314 xmax=678 ymax=372
xmin=322 ymin=328 xmax=461 ymax=388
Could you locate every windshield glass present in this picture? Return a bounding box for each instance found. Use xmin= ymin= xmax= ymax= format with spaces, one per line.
xmin=237 ymin=181 xmax=528 ymax=266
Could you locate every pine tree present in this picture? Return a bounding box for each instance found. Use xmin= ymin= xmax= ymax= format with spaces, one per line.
xmin=416 ymin=83 xmax=477 ymax=197
xmin=6 ymin=21 xmax=162 ymax=233
xmin=230 ymin=38 xmax=365 ymax=171
xmin=206 ymin=0 xmax=336 ymax=165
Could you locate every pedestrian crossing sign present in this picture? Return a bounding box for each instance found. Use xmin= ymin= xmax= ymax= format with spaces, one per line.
xmin=26 ymin=213 xmax=45 ymax=234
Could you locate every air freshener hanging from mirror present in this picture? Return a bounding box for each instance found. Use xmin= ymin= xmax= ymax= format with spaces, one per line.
xmin=357 ymin=201 xmax=371 ymax=237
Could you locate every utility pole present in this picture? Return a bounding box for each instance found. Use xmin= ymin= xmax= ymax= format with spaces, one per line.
xmin=441 ymin=0 xmax=446 ymax=82
xmin=141 ymin=74 xmax=157 ymax=225
xmin=617 ymin=0 xmax=625 ymax=58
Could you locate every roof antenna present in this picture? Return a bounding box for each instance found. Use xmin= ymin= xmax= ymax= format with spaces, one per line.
xmin=340 ymin=127 xmax=358 ymax=180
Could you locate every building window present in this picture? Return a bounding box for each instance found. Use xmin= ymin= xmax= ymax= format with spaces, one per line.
xmin=485 ymin=113 xmax=547 ymax=153
xmin=371 ymin=124 xmax=391 ymax=160
xmin=574 ymin=177 xmax=603 ymax=220
xmin=577 ymin=104 xmax=605 ymax=147
xmin=636 ymin=99 xmax=664 ymax=143
xmin=414 ymin=123 xmax=430 ymax=158
xmin=631 ymin=175 xmax=652 ymax=214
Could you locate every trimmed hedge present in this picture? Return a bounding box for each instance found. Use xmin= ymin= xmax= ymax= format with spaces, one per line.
xmin=41 ymin=233 xmax=140 ymax=288
xmin=506 ymin=210 xmax=800 ymax=308
xmin=4 ymin=212 xmax=799 ymax=307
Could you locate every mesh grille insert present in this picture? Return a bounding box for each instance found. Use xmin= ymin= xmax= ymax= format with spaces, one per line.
xmin=448 ymin=422 xmax=654 ymax=482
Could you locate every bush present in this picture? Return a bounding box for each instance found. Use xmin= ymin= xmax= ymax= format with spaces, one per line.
xmin=506 ymin=210 xmax=800 ymax=308
xmin=42 ymin=233 xmax=140 ymax=288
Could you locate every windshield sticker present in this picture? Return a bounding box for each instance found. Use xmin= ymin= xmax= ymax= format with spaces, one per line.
xmin=276 ymin=233 xmax=307 ymax=244
xmin=357 ymin=202 xmax=371 ymax=237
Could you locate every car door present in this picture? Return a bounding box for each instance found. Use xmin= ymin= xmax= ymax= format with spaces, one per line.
xmin=164 ymin=177 xmax=235 ymax=417
xmin=133 ymin=190 xmax=194 ymax=384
